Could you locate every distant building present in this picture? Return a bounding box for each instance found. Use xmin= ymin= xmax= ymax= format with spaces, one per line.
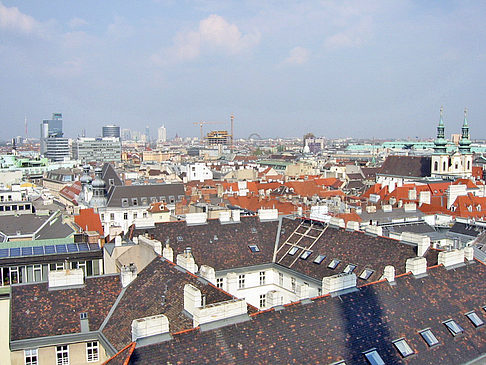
xmin=44 ymin=137 xmax=70 ymax=162
xmin=102 ymin=124 xmax=120 ymax=138
xmin=158 ymin=125 xmax=167 ymax=143
xmin=40 ymin=113 xmax=69 ymax=161
xmin=72 ymin=137 xmax=122 ymax=164
xmin=121 ymin=128 xmax=131 ymax=141
xmin=206 ymin=130 xmax=230 ymax=145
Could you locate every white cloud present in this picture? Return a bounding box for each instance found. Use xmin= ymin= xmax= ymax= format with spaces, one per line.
xmin=284 ymin=46 xmax=310 ymax=65
xmin=324 ymin=14 xmax=373 ymax=49
xmin=0 ymin=2 xmax=41 ymax=34
xmin=69 ymin=17 xmax=88 ymax=29
xmin=159 ymin=14 xmax=260 ymax=64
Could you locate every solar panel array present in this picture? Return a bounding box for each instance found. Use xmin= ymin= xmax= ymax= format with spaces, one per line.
xmin=0 ymin=243 xmax=99 ymax=259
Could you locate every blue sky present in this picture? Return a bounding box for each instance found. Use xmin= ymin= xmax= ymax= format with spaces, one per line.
xmin=1 ymin=1 xmax=485 ymax=140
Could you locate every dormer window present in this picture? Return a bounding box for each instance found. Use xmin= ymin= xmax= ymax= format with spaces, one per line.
xmin=121 ymin=198 xmax=129 ymax=207
xmin=466 ymin=312 xmax=484 ymax=327
xmin=177 ymin=236 xmax=183 ymax=242
xmin=343 ymin=264 xmax=357 ymax=274
xmin=363 ymin=349 xmax=385 ymax=365
xmin=444 ymin=319 xmax=464 ymax=336
xmin=132 ymin=198 xmax=138 ymax=206
xmin=419 ymin=329 xmax=439 ymax=347
xmin=393 ymin=338 xmax=414 ymax=358
xmin=328 ymin=259 xmax=341 ymax=269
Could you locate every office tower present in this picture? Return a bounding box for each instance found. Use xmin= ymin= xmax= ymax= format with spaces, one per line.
xmin=158 ymin=125 xmax=167 ymax=143
xmin=72 ymin=137 xmax=122 ymax=164
xmin=102 ymin=124 xmax=121 ymax=138
xmin=40 ymin=113 xmax=70 ymax=161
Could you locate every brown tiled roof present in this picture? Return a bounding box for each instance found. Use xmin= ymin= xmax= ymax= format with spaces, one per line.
xmin=133 ymin=216 xmax=279 ymax=270
xmin=378 ymin=156 xmax=431 ymax=178
xmin=275 ymin=218 xmax=438 ymax=282
xmin=128 ymin=263 xmax=486 ymax=365
xmin=102 ymin=258 xmax=239 ymax=351
xmin=10 ymin=275 xmax=122 ymax=341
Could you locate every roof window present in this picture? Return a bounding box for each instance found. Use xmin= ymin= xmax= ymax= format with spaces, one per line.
xmin=444 ymin=319 xmax=464 ymax=336
xmin=313 ymin=254 xmax=326 ymax=264
xmin=80 ymin=312 xmax=88 ymax=320
xmin=328 ymin=259 xmax=341 ymax=269
xmin=251 ymin=227 xmax=257 ymax=234
xmin=393 ymin=339 xmax=414 ymax=358
xmin=288 ymin=247 xmax=299 ymax=256
xmin=343 ymin=264 xmax=357 ymax=274
xmin=300 ymin=250 xmax=312 ymax=260
xmin=177 ymin=236 xmax=183 ymax=242
xmin=249 ymin=245 xmax=260 ymax=253
xmin=466 ymin=312 xmax=484 ymax=327
xmin=419 ymin=329 xmax=439 ymax=347
xmin=363 ymin=349 xmax=385 ymax=365
xmin=359 ymin=268 xmax=374 ymax=280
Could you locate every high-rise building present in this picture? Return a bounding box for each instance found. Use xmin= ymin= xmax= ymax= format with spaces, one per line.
xmin=102 ymin=124 xmax=121 ymax=138
xmin=40 ymin=113 xmax=70 ymax=161
xmin=121 ymin=128 xmax=131 ymax=141
xmin=145 ymin=126 xmax=150 ymax=143
xmin=158 ymin=125 xmax=167 ymax=143
xmin=72 ymin=137 xmax=122 ymax=164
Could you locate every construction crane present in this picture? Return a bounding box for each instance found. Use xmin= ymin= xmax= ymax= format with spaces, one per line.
xmin=193 ymin=121 xmax=225 ymax=141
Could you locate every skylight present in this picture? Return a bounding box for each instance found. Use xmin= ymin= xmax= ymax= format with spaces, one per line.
xmin=444 ymin=320 xmax=464 ymax=336
xmin=288 ymin=247 xmax=299 ymax=256
xmin=466 ymin=312 xmax=484 ymax=327
xmin=248 ymin=245 xmax=260 ymax=253
xmin=300 ymin=250 xmax=312 ymax=260
xmin=343 ymin=264 xmax=357 ymax=274
xmin=363 ymin=349 xmax=385 ymax=365
xmin=328 ymin=259 xmax=341 ymax=269
xmin=313 ymin=254 xmax=326 ymax=264
xmin=177 ymin=236 xmax=183 ymax=242
xmin=393 ymin=339 xmax=414 ymax=358
xmin=359 ymin=268 xmax=374 ymax=280
xmin=419 ymin=329 xmax=439 ymax=347
xmin=251 ymin=227 xmax=257 ymax=234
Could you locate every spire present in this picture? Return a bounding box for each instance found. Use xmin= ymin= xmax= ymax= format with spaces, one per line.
xmin=434 ymin=106 xmax=447 ymax=154
xmin=459 ymin=107 xmax=471 ymax=153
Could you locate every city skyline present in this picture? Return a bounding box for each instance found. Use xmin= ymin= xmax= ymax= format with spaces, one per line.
xmin=1 ymin=1 xmax=485 ymax=139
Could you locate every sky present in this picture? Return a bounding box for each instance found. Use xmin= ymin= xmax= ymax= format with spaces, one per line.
xmin=1 ymin=1 xmax=485 ymax=140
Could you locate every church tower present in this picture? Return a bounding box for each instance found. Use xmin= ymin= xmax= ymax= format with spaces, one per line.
xmin=458 ymin=108 xmax=473 ymax=176
xmin=431 ymin=107 xmax=449 ymax=176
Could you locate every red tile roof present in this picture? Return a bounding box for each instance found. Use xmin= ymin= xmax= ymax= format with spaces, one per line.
xmin=74 ymin=208 xmax=104 ymax=235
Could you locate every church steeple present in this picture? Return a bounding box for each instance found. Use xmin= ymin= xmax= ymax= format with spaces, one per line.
xmin=459 ymin=107 xmax=471 ymax=154
xmin=434 ymin=106 xmax=447 ymax=154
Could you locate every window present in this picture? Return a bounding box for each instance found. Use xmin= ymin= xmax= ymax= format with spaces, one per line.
xmin=328 ymin=259 xmax=341 ymax=269
xmin=132 ymin=198 xmax=138 ymax=206
xmin=359 ymin=268 xmax=374 ymax=280
xmin=86 ymin=341 xmax=99 ymax=362
xmin=216 ymin=278 xmax=223 ymax=288
xmin=259 ymin=294 xmax=266 ymax=308
xmin=238 ymin=274 xmax=245 ymax=289
xmin=363 ymin=349 xmax=385 ymax=365
xmin=300 ymin=250 xmax=312 ymax=260
xmin=56 ymin=345 xmax=69 ymax=365
xmin=444 ymin=319 xmax=464 ymax=336
xmin=25 ymin=349 xmax=38 ymax=365
xmin=393 ymin=339 xmax=414 ymax=357
xmin=121 ymin=198 xmax=129 ymax=207
xmin=110 ymin=213 xmax=115 ymax=220
xmin=420 ymin=329 xmax=439 ymax=347
xmin=260 ymin=271 xmax=266 ymax=285
xmin=123 ymin=212 xmax=128 ymax=220
xmin=291 ymin=277 xmax=296 ymax=292
xmin=434 ymin=161 xmax=438 ymax=171
xmin=466 ymin=312 xmax=484 ymax=327
xmin=100 ymin=214 xmax=105 ymax=221
xmin=133 ymin=212 xmax=138 ymax=219
xmin=143 ymin=212 xmax=147 ymax=218
xmin=248 ymin=244 xmax=260 ymax=253
xmin=343 ymin=264 xmax=357 ymax=274
xmin=80 ymin=312 xmax=88 ymax=320
xmin=279 ymin=272 xmax=284 ymax=286
xmin=288 ymin=246 xmax=299 ymax=256
xmin=251 ymin=227 xmax=257 ymax=234
xmin=177 ymin=236 xmax=183 ymax=242
xmin=313 ymin=254 xmax=326 ymax=264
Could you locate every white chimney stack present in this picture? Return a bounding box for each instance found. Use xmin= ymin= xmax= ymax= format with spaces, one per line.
xmin=438 ymin=249 xmax=465 ymax=268
xmin=381 ymin=265 xmax=395 ymax=283
xmin=176 ymin=247 xmax=198 ymax=274
xmin=406 ymin=257 xmax=427 ymax=276
xmin=163 ymin=243 xmax=174 ymax=262
xmin=48 ymin=269 xmax=84 ymax=289
xmin=322 ymin=273 xmax=357 ymax=295
xmin=131 ymin=314 xmax=170 ymax=342
xmin=121 ymin=264 xmax=137 ymax=287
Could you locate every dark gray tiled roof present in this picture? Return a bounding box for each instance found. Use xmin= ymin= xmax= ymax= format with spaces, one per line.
xmin=378 ymin=156 xmax=431 ymax=178
xmin=106 ymin=184 xmax=185 ymax=208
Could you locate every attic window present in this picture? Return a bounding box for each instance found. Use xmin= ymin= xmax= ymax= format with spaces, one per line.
xmin=466 ymin=312 xmax=484 ymax=327
xmin=444 ymin=319 xmax=464 ymax=336
xmin=121 ymin=198 xmax=129 ymax=207
xmin=328 ymin=259 xmax=341 ymax=269
xmin=359 ymin=268 xmax=374 ymax=280
xmin=80 ymin=312 xmax=88 ymax=320
xmin=313 ymin=254 xmax=326 ymax=264
xmin=393 ymin=339 xmax=414 ymax=358
xmin=419 ymin=329 xmax=439 ymax=347
xmin=249 ymin=245 xmax=260 ymax=253
xmin=213 ymin=235 xmax=218 ymax=241
xmin=132 ymin=198 xmax=138 ymax=206
xmin=300 ymin=250 xmax=312 ymax=260
xmin=177 ymin=236 xmax=183 ymax=242
xmin=343 ymin=264 xmax=357 ymax=274
xmin=363 ymin=349 xmax=385 ymax=365
xmin=288 ymin=247 xmax=299 ymax=256
xmin=251 ymin=227 xmax=257 ymax=234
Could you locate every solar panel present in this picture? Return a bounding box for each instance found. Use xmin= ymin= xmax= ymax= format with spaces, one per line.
xmin=88 ymin=243 xmax=99 ymax=251
xmin=10 ymin=247 xmax=21 ymax=257
xmin=0 ymin=249 xmax=8 ymax=258
xmin=78 ymin=243 xmax=89 ymax=251
xmin=21 ymin=247 xmax=33 ymax=256
xmin=44 ymin=245 xmax=56 ymax=254
xmin=67 ymin=243 xmax=78 ymax=253
xmin=33 ymin=246 xmax=44 ymax=255
xmin=56 ymin=244 xmax=67 ymax=253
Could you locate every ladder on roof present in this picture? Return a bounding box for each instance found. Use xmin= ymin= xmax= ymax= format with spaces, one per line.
xmin=276 ymin=220 xmax=328 ymax=267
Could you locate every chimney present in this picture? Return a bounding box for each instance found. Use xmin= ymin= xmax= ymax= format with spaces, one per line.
xmin=184 ymin=284 xmax=202 ymax=316
xmin=121 ymin=263 xmax=137 ymax=287
xmin=162 ymin=243 xmax=173 ymax=262
xmin=131 ymin=314 xmax=170 ymax=342
xmin=115 ymin=235 xmax=122 ymax=247
xmin=200 ymin=265 xmax=216 ymax=283
xmin=346 ymin=221 xmax=360 ymax=231
xmin=381 ymin=265 xmax=395 ymax=283
xmin=231 ymin=209 xmax=241 ymax=222
xmin=406 ymin=257 xmax=427 ymax=276
xmin=48 ymin=269 xmax=84 ymax=289
xmin=80 ymin=312 xmax=90 ymax=333
xmin=438 ymin=249 xmax=465 ymax=268
xmin=464 ymin=246 xmax=474 ymax=261
xmin=225 ymin=272 xmax=238 ymax=295
xmin=176 ymin=247 xmax=198 ymax=274
xmin=321 ymin=273 xmax=357 ymax=295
